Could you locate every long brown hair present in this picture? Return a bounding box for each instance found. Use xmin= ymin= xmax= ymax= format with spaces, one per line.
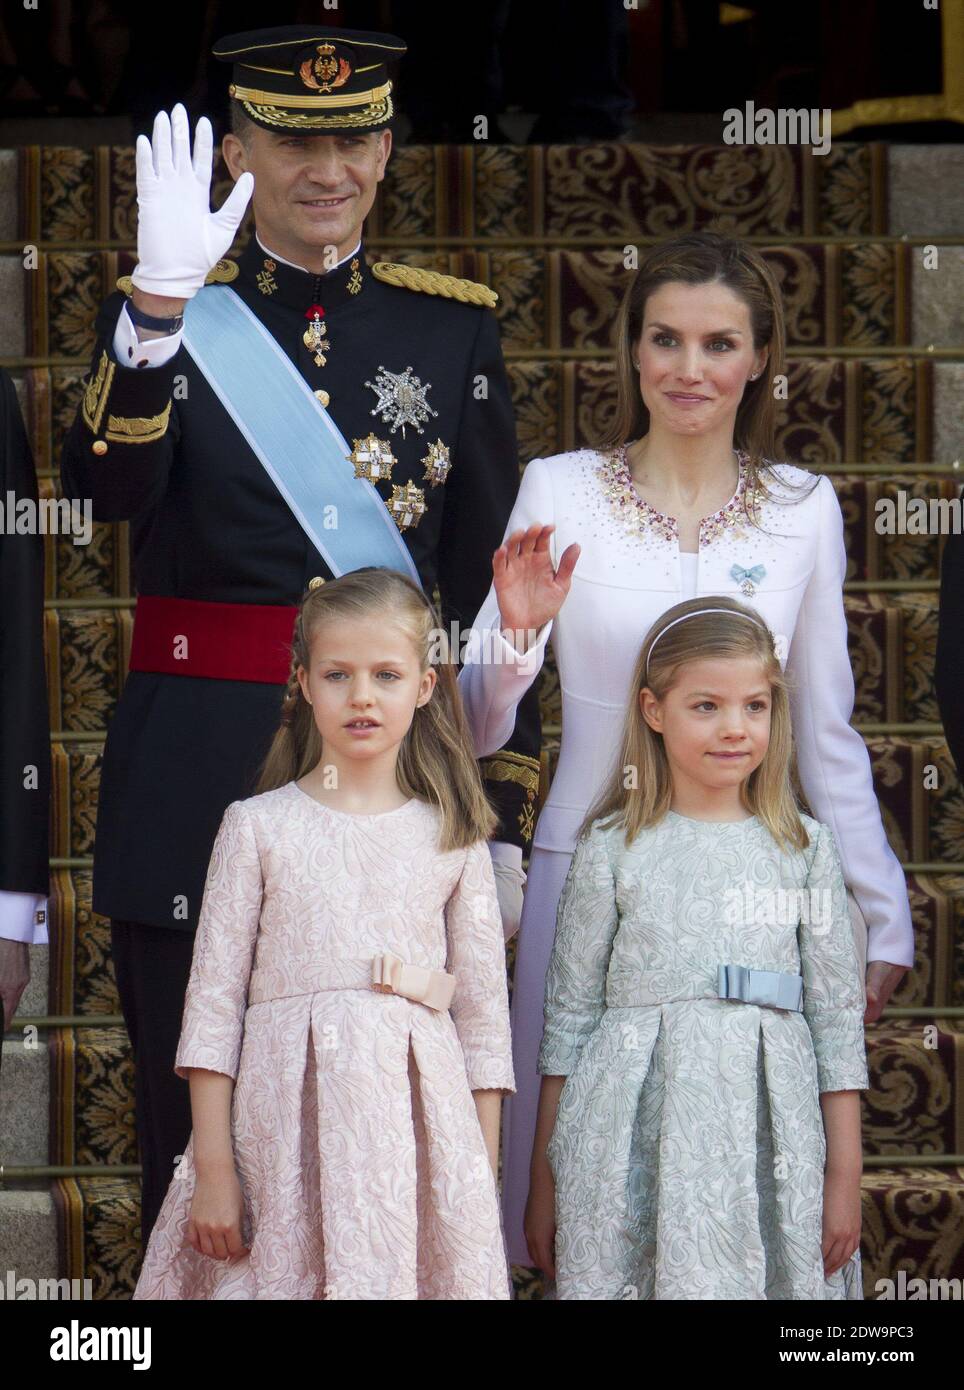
xmin=254 ymin=567 xmax=498 ymax=851
xmin=580 ymin=596 xmax=809 ymax=853
xmin=598 ymin=229 xmax=816 ymax=514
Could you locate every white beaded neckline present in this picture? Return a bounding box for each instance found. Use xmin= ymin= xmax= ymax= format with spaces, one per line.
xmin=594 ymin=443 xmax=756 ymax=548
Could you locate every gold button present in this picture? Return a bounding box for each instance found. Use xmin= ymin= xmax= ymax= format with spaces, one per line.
xmin=314 ymin=389 xmax=330 ymax=407
xmin=92 ymin=440 xmax=108 ymax=455
xmin=308 ymin=576 xmax=326 ymax=591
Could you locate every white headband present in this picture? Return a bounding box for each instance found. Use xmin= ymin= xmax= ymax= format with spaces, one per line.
xmin=644 ymin=608 xmax=771 ymax=680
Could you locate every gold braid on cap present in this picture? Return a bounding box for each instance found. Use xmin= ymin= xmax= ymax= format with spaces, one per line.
xmin=230 ymin=80 xmax=391 ymax=109
xmin=371 ymin=262 xmax=498 ymax=309
xmin=236 ymin=93 xmax=393 ymax=129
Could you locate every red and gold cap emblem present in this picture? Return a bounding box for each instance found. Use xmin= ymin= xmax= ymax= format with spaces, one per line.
xmin=299 ymin=42 xmax=352 ymax=92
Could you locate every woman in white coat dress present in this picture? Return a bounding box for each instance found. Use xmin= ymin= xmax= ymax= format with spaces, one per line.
xmin=458 ymin=232 xmax=913 ymax=1270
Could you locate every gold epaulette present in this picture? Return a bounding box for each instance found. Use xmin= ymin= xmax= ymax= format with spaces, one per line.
xmin=115 ymin=259 xmax=240 ymax=296
xmin=371 ymin=261 xmax=498 ymax=309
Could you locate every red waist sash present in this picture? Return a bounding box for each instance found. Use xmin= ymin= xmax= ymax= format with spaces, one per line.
xmin=128 ymin=595 xmax=298 ymax=684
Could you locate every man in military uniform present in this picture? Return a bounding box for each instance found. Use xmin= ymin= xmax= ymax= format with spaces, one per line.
xmin=60 ymin=26 xmax=541 ymax=1249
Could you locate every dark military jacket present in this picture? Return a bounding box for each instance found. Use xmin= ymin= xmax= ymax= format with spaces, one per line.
xmin=60 ymin=235 xmax=540 ymax=932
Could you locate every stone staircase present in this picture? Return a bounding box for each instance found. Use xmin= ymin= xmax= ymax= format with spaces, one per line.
xmin=1 ymin=138 xmax=962 ymax=1298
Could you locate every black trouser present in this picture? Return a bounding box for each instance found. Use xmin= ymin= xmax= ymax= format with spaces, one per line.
xmin=110 ymin=920 xmax=196 ymax=1252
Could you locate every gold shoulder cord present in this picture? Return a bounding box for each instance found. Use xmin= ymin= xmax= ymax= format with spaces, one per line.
xmin=115 ymin=260 xmax=240 ymax=296
xmin=371 ymin=261 xmax=498 ymax=309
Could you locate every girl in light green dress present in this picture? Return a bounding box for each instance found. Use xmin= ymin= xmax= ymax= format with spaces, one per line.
xmin=526 ymin=596 xmax=868 ymax=1300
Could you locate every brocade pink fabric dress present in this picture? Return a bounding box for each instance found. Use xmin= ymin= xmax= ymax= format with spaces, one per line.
xmin=132 ymin=781 xmax=516 ymax=1300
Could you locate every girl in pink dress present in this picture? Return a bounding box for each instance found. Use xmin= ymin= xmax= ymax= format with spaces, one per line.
xmin=133 ymin=568 xmax=516 ymax=1300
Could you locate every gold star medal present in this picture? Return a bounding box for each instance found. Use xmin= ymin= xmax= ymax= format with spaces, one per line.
xmin=421 ymin=439 xmax=452 ymax=487
xmin=349 ymin=434 xmax=397 ymax=482
xmin=389 ymin=481 xmax=427 ymax=531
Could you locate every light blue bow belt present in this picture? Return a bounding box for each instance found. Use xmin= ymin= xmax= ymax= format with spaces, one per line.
xmin=717 ymin=963 xmax=804 ymax=1012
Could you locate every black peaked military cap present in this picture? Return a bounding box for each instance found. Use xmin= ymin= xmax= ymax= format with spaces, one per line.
xmin=212 ymin=26 xmax=407 ymax=132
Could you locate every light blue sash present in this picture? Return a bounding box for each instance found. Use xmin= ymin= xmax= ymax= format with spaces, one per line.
xmin=182 ymin=286 xmax=420 ymax=584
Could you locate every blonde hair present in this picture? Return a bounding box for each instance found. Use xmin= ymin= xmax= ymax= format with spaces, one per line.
xmin=598 ymin=229 xmax=817 ymax=516
xmin=254 ymin=567 xmax=498 ymax=851
xmin=580 ymin=596 xmax=809 ymax=853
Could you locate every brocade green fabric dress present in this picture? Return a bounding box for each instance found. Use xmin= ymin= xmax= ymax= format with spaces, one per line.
xmin=539 ymin=811 xmax=868 ymax=1300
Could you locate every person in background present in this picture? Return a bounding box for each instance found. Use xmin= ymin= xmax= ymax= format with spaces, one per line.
xmin=0 ymin=368 xmax=52 ymax=1033
xmin=936 ymin=525 xmax=964 ymax=779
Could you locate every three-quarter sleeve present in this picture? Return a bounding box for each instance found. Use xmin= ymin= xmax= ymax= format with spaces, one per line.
xmin=458 ymin=454 xmax=556 ymax=759
xmin=444 ymin=840 xmax=516 ymax=1092
xmin=786 ymin=473 xmax=914 ymax=968
xmin=174 ymin=799 xmax=264 ymax=1081
xmin=799 ymin=822 xmax=870 ymax=1094
xmin=538 ymin=822 xmax=620 ymax=1075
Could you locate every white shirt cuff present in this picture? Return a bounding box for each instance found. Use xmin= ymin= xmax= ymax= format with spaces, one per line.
xmin=113 ymin=302 xmax=184 ymax=368
xmin=0 ymin=891 xmax=49 ymax=945
xmin=488 ymin=841 xmax=523 ymax=874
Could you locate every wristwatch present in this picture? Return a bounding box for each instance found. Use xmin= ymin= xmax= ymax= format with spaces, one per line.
xmin=126 ymin=300 xmax=185 ymax=334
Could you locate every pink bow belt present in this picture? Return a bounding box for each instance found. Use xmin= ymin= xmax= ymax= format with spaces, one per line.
xmin=371 ymin=952 xmax=456 ymax=1011
xmin=247 ymin=953 xmax=456 ymax=1011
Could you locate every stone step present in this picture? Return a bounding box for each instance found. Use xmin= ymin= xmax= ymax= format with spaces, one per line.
xmin=0 ymin=1035 xmax=49 ymax=1166
xmin=0 ymin=1190 xmax=61 ymax=1291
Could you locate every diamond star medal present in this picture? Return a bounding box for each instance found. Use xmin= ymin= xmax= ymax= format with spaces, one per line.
xmin=389 ymin=481 xmax=427 ymax=531
xmin=304 ymin=304 xmax=330 ymax=366
xmin=349 ymin=434 xmax=397 ymax=483
xmin=365 ymin=364 xmax=438 ymax=440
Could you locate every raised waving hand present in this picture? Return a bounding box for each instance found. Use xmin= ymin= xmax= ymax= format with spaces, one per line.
xmin=132 ymin=103 xmax=254 ymax=302
xmin=493 ymin=524 xmax=580 ymax=653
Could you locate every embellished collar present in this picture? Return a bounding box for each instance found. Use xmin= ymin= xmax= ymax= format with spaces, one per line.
xmin=238 ymin=233 xmax=366 ymax=310
xmin=598 ymin=443 xmax=755 ymax=547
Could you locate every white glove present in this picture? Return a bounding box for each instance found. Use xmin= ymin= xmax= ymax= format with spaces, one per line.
xmin=492 ymin=860 xmax=527 ymax=943
xmin=132 ymin=103 xmax=254 ymax=301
